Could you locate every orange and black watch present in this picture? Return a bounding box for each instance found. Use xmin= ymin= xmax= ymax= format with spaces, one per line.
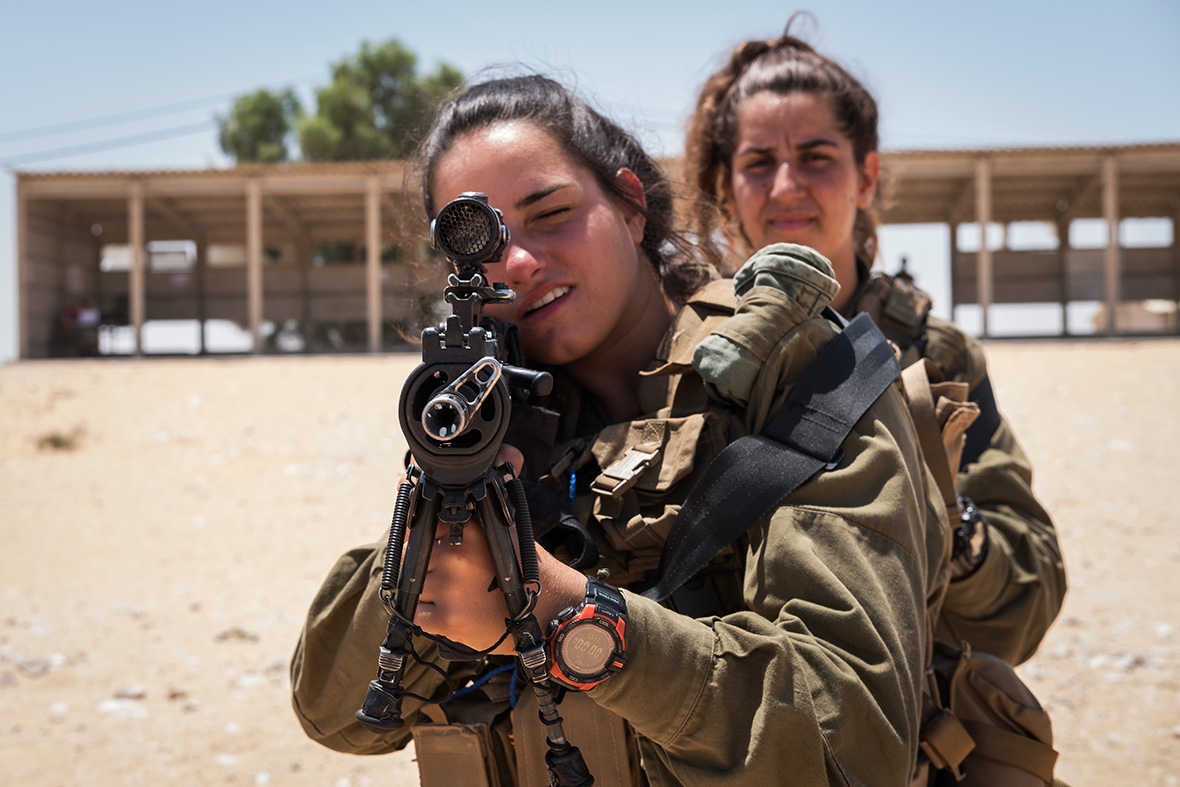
xmin=547 ymin=578 xmax=628 ymax=690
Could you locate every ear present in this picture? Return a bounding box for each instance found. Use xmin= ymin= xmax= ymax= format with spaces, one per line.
xmin=857 ymin=151 xmax=881 ymax=209
xmin=720 ymin=167 xmax=736 ymax=216
xmin=718 ymin=167 xmax=753 ymax=260
xmin=615 ymin=168 xmax=647 ymax=245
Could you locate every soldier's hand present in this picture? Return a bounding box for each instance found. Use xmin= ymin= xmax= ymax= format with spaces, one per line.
xmin=413 ymin=446 xmax=587 ymax=655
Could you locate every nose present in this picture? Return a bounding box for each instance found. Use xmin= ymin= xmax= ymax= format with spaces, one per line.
xmin=497 ymin=238 xmax=545 ymax=287
xmin=768 ymin=162 xmax=804 ymax=201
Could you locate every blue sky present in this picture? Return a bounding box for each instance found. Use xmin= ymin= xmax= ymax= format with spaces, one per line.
xmin=3 ymin=0 xmax=1178 ymax=360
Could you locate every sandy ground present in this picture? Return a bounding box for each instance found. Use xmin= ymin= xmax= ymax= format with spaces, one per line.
xmin=1 ymin=340 xmax=1178 ymax=786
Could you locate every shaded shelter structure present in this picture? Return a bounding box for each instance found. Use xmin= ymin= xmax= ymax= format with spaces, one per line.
xmin=13 ymin=142 xmax=1180 ymax=358
xmin=15 ymin=161 xmax=445 ymax=358
xmin=878 ymin=142 xmax=1180 ymax=336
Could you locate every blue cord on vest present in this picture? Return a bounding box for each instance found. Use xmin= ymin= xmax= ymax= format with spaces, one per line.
xmin=446 ymin=662 xmax=515 ymax=703
xmin=509 ymin=664 xmax=519 ymax=708
xmin=567 ymin=468 xmax=577 ymax=508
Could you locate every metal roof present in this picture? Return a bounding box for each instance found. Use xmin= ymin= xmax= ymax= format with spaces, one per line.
xmin=14 ymin=159 xmax=409 ymax=181
xmin=16 ymin=141 xmax=1180 ymax=247
xmin=17 ymin=160 xmax=422 ymax=247
xmin=876 ymin=142 xmax=1180 ymax=225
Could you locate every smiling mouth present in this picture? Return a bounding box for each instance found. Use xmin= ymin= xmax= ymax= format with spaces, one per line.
xmin=769 ymin=216 xmax=815 ymax=228
xmin=523 ymin=285 xmax=571 ymax=317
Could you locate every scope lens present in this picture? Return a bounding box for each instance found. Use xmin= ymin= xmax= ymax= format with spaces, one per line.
xmin=435 ymin=199 xmax=495 ymax=260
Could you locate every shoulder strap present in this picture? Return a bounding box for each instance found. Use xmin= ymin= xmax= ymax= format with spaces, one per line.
xmin=901 ymin=359 xmax=959 ymax=513
xmin=640 ymin=313 xmax=900 ymax=602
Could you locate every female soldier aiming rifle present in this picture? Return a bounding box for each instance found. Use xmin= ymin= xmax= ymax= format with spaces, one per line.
xmin=292 ymin=73 xmax=950 ymax=786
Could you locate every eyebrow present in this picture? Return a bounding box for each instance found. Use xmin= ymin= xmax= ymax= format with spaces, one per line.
xmin=515 ymin=183 xmax=574 ymax=209
xmin=736 ymin=137 xmax=841 ymax=156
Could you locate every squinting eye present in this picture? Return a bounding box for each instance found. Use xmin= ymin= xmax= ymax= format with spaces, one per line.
xmin=740 ymin=160 xmax=772 ymax=175
xmin=802 ymin=153 xmax=833 ymax=164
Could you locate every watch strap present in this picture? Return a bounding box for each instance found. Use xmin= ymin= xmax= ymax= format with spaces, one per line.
xmin=548 ymin=578 xmax=628 ymax=689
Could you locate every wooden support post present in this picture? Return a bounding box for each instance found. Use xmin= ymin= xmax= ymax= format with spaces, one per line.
xmin=366 ymin=175 xmax=382 ymax=353
xmin=195 ymin=234 xmax=208 ymax=355
xmin=948 ymin=221 xmax=959 ymax=319
xmin=1056 ymin=215 xmax=1071 ymax=336
xmin=975 ymin=157 xmax=993 ymax=337
xmin=1173 ymin=208 xmax=1180 ymax=335
xmin=1102 ymin=155 xmax=1120 ymax=336
xmin=129 ymin=181 xmax=145 ymax=356
xmin=16 ymin=179 xmax=29 ymax=359
xmin=92 ymin=232 xmax=104 ymax=332
xmin=299 ymin=239 xmax=312 ymax=353
xmin=247 ymin=178 xmax=263 ymax=353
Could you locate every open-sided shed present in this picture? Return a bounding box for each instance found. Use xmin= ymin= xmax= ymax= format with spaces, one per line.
xmin=879 ymin=142 xmax=1180 ymax=335
xmin=14 ymin=142 xmax=1180 ymax=358
xmin=15 ymin=161 xmax=444 ymax=358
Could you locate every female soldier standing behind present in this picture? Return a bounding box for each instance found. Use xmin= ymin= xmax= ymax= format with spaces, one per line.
xmin=684 ymin=19 xmax=1066 ymax=666
xmin=292 ymin=74 xmax=950 ymax=785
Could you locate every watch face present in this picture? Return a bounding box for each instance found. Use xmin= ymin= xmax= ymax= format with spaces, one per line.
xmin=558 ymin=621 xmax=615 ymax=678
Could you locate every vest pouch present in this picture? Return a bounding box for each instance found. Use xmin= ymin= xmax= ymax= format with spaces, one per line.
xmin=412 ymin=721 xmax=508 ymax=787
xmin=930 ymin=640 xmax=1058 ymax=787
xmin=857 ymin=272 xmax=933 ymax=361
xmin=590 ymin=413 xmax=714 ymax=501
xmin=588 ymin=412 xmax=721 ymax=564
xmin=512 ymin=689 xmax=640 ymax=787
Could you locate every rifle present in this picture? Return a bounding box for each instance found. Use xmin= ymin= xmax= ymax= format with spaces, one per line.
xmin=355 ymin=192 xmax=593 ymax=786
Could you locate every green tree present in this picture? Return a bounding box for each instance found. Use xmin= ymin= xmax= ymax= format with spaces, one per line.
xmin=218 ymin=88 xmax=302 ymax=164
xmin=298 ymin=79 xmax=392 ymax=161
xmin=298 ymin=39 xmax=463 ymax=162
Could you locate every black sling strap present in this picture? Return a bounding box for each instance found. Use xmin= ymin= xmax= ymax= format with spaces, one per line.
xmin=640 ymin=312 xmax=901 ymax=602
xmin=960 ymin=375 xmax=1002 ymax=467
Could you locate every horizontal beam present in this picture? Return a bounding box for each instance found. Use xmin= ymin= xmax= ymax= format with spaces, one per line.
xmin=20 ymin=171 xmax=409 ymax=200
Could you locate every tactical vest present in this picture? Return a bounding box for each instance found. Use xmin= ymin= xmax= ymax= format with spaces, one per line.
xmin=412 ymin=283 xmax=743 ymax=787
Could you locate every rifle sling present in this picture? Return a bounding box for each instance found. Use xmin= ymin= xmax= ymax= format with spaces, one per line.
xmin=640 ymin=312 xmax=900 ymax=602
xmin=961 ymin=375 xmax=1001 ymax=467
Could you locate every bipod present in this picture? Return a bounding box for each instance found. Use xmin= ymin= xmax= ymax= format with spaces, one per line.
xmin=357 ymin=463 xmax=593 ymax=787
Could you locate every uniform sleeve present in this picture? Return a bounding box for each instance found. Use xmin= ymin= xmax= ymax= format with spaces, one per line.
xmin=588 ymin=322 xmax=940 ymax=786
xmin=290 ymin=539 xmax=451 ymax=754
xmin=925 ymin=319 xmax=1067 ymax=665
xmin=938 ymin=413 xmax=1067 ymax=665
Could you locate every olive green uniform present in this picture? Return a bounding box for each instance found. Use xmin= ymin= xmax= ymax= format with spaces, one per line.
xmin=292 ymin=249 xmax=951 ymax=785
xmin=847 ymin=262 xmax=1067 ymax=665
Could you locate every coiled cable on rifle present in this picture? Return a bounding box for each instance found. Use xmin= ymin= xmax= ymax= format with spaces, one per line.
xmin=507 ymin=478 xmax=539 ymax=587
xmin=381 ymin=481 xmax=414 ymax=594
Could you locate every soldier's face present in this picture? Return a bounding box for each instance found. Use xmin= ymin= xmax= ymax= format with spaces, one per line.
xmin=431 ymin=121 xmax=657 ymax=369
xmin=725 ymin=90 xmax=879 ymax=288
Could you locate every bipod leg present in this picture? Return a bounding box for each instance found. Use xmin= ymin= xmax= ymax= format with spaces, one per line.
xmin=476 ymin=469 xmax=593 ymax=787
xmin=356 ymin=477 xmax=444 ymax=733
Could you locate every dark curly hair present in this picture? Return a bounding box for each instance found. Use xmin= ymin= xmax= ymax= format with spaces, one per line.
xmin=416 ymin=73 xmax=713 ymax=303
xmin=685 ymin=14 xmax=881 ymax=267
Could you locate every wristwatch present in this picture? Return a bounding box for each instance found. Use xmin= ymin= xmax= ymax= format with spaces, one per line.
xmin=547 ymin=578 xmax=628 ymax=690
xmin=950 ymin=496 xmax=989 ymax=580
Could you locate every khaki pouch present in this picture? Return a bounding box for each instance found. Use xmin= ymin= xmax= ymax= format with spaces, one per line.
xmin=924 ymin=640 xmax=1058 ymax=786
xmin=588 ymin=412 xmax=720 ymax=569
xmin=589 ymin=413 xmax=712 ymax=502
xmin=412 ymin=722 xmax=504 ymax=787
xmin=512 ymin=689 xmax=640 ymax=787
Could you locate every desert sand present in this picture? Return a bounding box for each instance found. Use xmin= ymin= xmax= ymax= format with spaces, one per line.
xmin=2 ymin=339 xmax=1179 ymax=786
